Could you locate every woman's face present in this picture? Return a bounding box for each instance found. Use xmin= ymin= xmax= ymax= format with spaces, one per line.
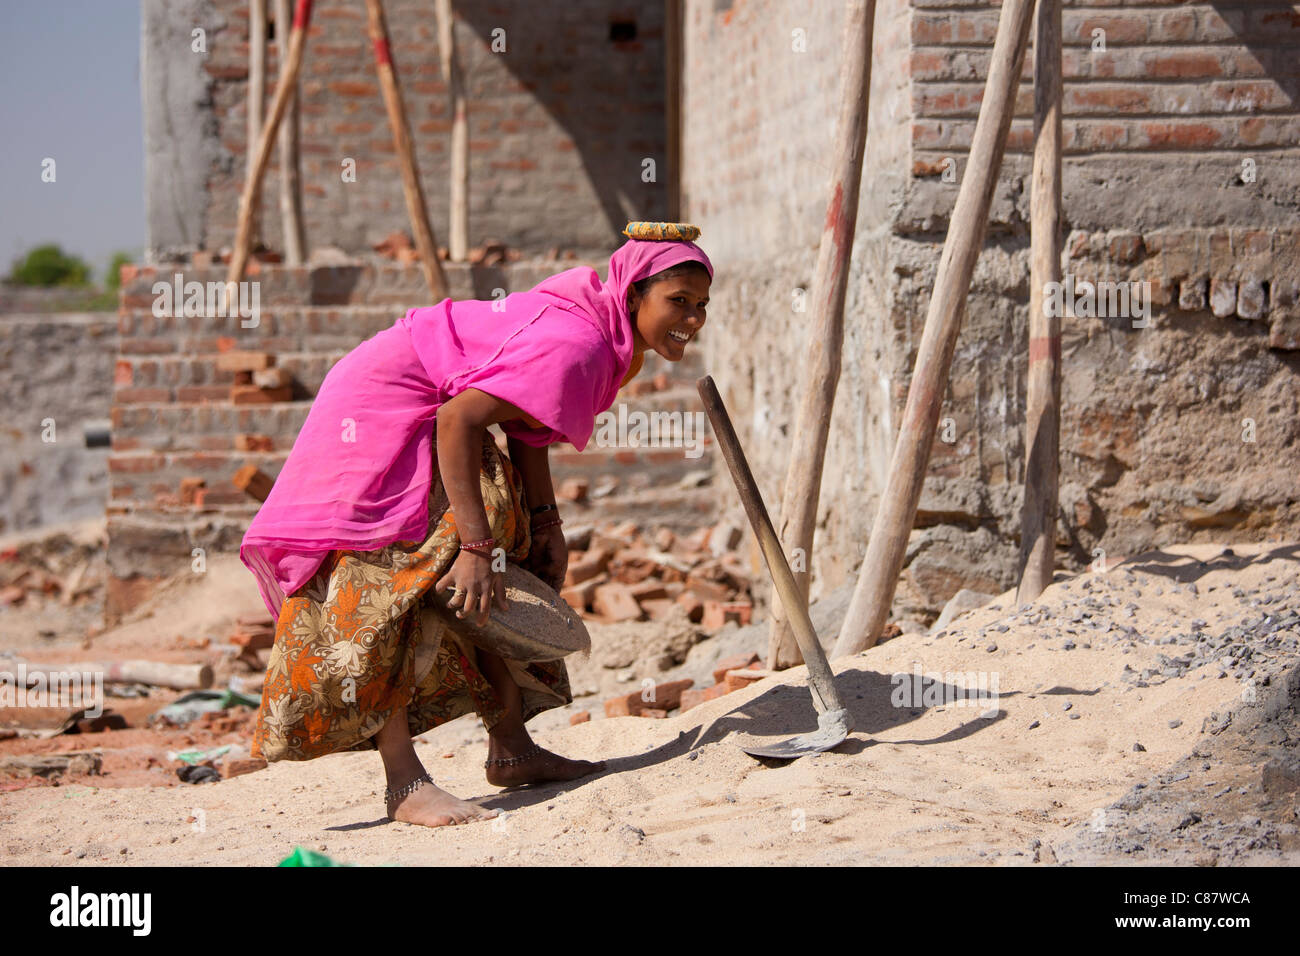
xmin=628 ymin=270 xmax=711 ymax=361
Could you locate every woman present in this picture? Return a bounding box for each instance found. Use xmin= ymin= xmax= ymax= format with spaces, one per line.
xmin=240 ymin=222 xmax=713 ymax=829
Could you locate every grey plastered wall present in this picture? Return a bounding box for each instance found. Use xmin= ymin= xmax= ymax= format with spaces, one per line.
xmin=0 ymin=314 xmax=118 ymax=533
xmin=141 ymin=0 xmax=224 ymax=261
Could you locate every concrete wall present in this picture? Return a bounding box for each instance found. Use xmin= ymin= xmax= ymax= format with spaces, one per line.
xmin=142 ymin=0 xmax=670 ymax=261
xmin=683 ymin=0 xmax=1300 ymax=620
xmin=0 ymin=314 xmax=117 ymax=534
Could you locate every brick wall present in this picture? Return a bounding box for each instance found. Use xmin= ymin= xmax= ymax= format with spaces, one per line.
xmin=682 ymin=0 xmax=1300 ymax=619
xmin=905 ymin=0 xmax=1300 ymax=232
xmin=145 ymin=0 xmax=670 ymax=259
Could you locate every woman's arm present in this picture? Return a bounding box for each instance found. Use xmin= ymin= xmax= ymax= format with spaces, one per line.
xmin=505 ymin=437 xmax=556 ymax=512
xmin=433 ymin=387 xmax=548 ymax=623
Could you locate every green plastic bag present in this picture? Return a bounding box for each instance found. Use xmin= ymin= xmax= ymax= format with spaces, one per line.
xmin=277 ymin=847 xmax=351 ymax=867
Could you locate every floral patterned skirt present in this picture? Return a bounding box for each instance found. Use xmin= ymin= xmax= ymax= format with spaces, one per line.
xmin=250 ymin=428 xmax=572 ymax=763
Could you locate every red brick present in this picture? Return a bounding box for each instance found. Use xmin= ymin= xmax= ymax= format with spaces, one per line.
xmin=179 ymin=477 xmax=206 ymax=505
xmin=177 ymin=386 xmax=232 ymax=403
xmin=108 ymin=455 xmax=165 ymax=474
xmin=592 ymin=581 xmax=643 ymax=622
xmin=712 ymin=652 xmax=761 ymax=686
xmin=114 ymin=360 xmax=133 ymax=386
xmin=216 ymin=351 xmax=274 ymax=372
xmin=724 ymin=668 xmax=767 ymax=693
xmin=1066 ymin=86 xmax=1150 ymax=114
xmin=629 ymin=580 xmax=668 ymax=603
xmin=687 ymin=573 xmax=733 ymax=604
xmin=608 ymin=551 xmax=657 ymax=585
xmin=569 ymin=710 xmax=591 ymax=726
xmin=563 ymin=548 xmax=610 ymax=587
xmin=120 ymin=338 xmax=176 ymax=355
xmin=1142 ymin=122 xmax=1222 ymax=150
xmin=234 ymin=434 xmax=275 ymax=452
xmin=560 ymin=572 xmax=606 ymax=611
xmin=329 ymin=81 xmax=378 ymax=98
xmin=1070 ymin=15 xmax=1147 ymax=45
xmin=1145 ymin=52 xmax=1224 ymax=80
xmin=556 ymin=477 xmax=589 ymax=502
xmin=196 ymin=488 xmax=251 ymax=508
xmin=231 ymin=385 xmax=292 ymax=404
xmin=675 ymin=592 xmax=704 ymax=623
xmin=114 ymin=387 xmax=171 ymax=405
xmin=603 ymin=678 xmax=694 ymax=717
xmin=639 ymin=598 xmax=676 ymax=621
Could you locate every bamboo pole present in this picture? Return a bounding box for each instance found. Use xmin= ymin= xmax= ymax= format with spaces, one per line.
xmin=832 ymin=0 xmax=1036 ymax=658
xmin=766 ymin=0 xmax=877 ymax=670
xmin=227 ymin=0 xmax=314 ymax=286
xmin=366 ymin=0 xmax=450 ymax=300
xmin=1017 ymin=0 xmax=1063 ymax=604
xmin=274 ymin=0 xmax=307 ymax=264
xmin=436 ymin=0 xmax=468 ymax=262
xmin=247 ymin=0 xmax=266 ymax=248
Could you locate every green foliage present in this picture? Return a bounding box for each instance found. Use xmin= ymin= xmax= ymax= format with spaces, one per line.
xmin=8 ymin=244 xmax=92 ymax=287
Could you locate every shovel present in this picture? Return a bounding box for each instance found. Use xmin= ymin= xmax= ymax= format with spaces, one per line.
xmin=697 ymin=376 xmax=852 ymax=759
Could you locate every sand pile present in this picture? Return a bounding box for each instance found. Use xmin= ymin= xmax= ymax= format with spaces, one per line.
xmin=2 ymin=540 xmax=1297 ymax=865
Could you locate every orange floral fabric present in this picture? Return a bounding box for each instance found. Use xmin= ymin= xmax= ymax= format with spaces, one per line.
xmin=251 ymin=429 xmax=571 ymax=763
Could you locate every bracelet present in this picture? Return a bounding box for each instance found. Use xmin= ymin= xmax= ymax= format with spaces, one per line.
xmin=530 ymin=503 xmax=559 ymax=516
xmin=531 ymin=517 xmax=563 ymax=533
xmin=460 ymin=537 xmax=495 ymax=554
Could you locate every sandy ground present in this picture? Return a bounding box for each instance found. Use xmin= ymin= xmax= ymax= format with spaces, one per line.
xmin=2 ymin=540 xmax=1298 ymax=866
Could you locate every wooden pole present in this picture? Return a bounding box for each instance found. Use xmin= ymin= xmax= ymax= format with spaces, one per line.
xmin=436 ymin=0 xmax=468 ymax=262
xmin=227 ymin=0 xmax=314 ymax=286
xmin=366 ymin=0 xmax=451 ymax=300
xmin=832 ymin=0 xmax=1036 ymax=658
xmin=1017 ymin=0 xmax=1063 ymax=604
xmin=766 ymin=0 xmax=877 ymax=670
xmin=274 ymin=0 xmax=307 ymax=265
xmin=247 ymin=0 xmax=267 ymax=248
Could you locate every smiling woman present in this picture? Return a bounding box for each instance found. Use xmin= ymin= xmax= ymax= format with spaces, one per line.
xmin=240 ymin=223 xmax=713 ymax=830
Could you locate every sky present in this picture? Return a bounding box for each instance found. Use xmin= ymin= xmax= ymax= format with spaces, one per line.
xmin=0 ymin=1 xmax=144 ymax=283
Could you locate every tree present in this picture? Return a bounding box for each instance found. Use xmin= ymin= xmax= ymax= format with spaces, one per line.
xmin=8 ymin=244 xmax=91 ymax=287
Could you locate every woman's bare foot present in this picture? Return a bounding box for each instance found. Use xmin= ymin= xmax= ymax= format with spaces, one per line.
xmin=484 ymin=738 xmax=606 ymax=788
xmin=387 ymin=777 xmax=499 ymax=828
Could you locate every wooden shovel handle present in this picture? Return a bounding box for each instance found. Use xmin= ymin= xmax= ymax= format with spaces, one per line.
xmin=696 ymin=376 xmax=844 ymax=713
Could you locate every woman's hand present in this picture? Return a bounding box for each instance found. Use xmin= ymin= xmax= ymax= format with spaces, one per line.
xmin=433 ymin=549 xmax=507 ymax=628
xmin=525 ymin=524 xmax=569 ymax=593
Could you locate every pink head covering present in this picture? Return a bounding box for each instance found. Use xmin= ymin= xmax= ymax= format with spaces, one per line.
xmin=527 ymin=238 xmax=714 ymax=408
xmin=240 ymin=237 xmax=713 ymax=617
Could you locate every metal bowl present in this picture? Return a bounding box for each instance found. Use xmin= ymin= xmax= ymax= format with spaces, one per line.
xmin=425 ymin=563 xmax=591 ymax=662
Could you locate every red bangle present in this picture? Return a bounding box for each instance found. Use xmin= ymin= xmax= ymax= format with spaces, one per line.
xmin=460 ymin=537 xmax=495 ymax=553
xmin=531 ymin=517 xmax=562 ymax=533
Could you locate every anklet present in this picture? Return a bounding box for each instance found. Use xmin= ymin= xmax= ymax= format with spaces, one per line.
xmin=385 ymin=773 xmax=434 ymax=804
xmin=484 ymin=744 xmax=544 ymax=769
